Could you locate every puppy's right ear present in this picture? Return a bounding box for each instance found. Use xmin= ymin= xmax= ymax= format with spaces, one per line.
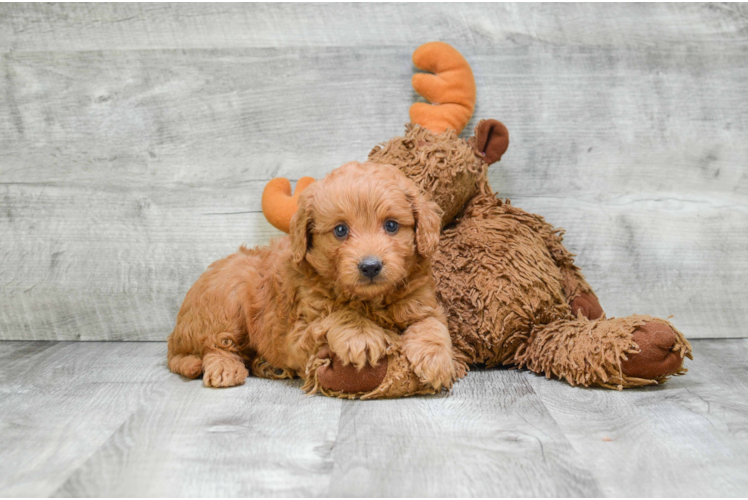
xmin=290 ymin=188 xmax=315 ymax=264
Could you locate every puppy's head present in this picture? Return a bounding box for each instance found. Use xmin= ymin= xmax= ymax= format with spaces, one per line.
xmin=290 ymin=161 xmax=442 ymax=299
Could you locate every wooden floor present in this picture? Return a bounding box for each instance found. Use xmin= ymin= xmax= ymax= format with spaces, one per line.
xmin=1 ymin=340 xmax=746 ymax=497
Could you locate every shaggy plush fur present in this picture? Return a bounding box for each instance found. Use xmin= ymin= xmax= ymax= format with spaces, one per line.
xmin=355 ymin=123 xmax=693 ymax=392
xmin=167 ymin=161 xmax=459 ymax=391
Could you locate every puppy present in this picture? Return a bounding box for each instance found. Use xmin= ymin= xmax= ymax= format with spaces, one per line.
xmin=167 ymin=161 xmax=456 ymax=392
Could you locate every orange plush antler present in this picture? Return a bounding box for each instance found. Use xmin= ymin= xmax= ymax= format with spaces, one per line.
xmin=409 ymin=42 xmax=476 ymax=135
xmin=261 ymin=177 xmax=315 ymax=233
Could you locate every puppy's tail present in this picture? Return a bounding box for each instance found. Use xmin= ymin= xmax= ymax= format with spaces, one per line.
xmin=168 ymin=353 xmax=203 ymax=379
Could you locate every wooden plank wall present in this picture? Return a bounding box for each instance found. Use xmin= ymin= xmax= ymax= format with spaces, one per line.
xmin=1 ymin=3 xmax=746 ymax=340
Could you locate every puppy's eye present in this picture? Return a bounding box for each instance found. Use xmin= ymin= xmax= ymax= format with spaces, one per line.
xmin=384 ymin=220 xmax=399 ymax=234
xmin=333 ymin=224 xmax=349 ymax=240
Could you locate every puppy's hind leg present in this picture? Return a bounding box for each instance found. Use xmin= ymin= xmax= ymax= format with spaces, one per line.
xmin=167 ymin=327 xmax=205 ymax=379
xmin=168 ymin=353 xmax=203 ymax=379
xmin=167 ymin=309 xmax=249 ymax=387
xmin=168 ymin=329 xmax=249 ymax=387
xmin=167 ymin=250 xmax=256 ymax=387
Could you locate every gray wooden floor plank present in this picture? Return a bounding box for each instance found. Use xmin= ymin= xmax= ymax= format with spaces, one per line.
xmin=329 ymin=369 xmax=602 ymax=497
xmin=0 ymin=342 xmax=166 ymax=496
xmin=53 ymin=361 xmax=342 ymax=497
xmin=1 ymin=340 xmax=747 ymax=496
xmin=524 ymin=339 xmax=748 ymax=497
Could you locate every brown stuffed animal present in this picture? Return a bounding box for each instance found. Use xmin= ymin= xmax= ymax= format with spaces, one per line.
xmin=262 ymin=42 xmax=692 ymax=398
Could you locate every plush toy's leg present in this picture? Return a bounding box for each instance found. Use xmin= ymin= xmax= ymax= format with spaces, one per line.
xmin=305 ymin=345 xmax=448 ymax=400
xmin=514 ymin=315 xmax=692 ymax=389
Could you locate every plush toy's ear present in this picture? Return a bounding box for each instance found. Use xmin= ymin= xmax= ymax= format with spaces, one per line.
xmin=409 ymin=42 xmax=476 ymax=135
xmin=475 ymin=119 xmax=509 ymax=165
xmin=262 ymin=177 xmax=316 ymax=233
xmin=289 ymin=186 xmax=316 ymax=264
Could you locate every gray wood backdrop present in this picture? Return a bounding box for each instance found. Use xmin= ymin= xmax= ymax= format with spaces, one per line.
xmin=1 ymin=3 xmax=746 ymax=341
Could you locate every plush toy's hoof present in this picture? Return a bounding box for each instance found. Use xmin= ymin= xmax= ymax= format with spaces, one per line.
xmin=621 ymin=321 xmax=684 ymax=379
xmin=315 ymin=347 xmax=388 ymax=393
xmin=570 ymin=292 xmax=604 ymax=320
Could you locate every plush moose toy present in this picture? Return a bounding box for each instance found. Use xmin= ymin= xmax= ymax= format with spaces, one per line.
xmin=261 ymin=42 xmax=692 ymax=398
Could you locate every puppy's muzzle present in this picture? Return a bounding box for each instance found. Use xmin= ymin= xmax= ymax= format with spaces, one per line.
xmin=358 ymin=257 xmax=383 ymax=279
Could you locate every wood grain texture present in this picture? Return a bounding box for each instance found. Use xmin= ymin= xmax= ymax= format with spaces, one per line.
xmin=2 ymin=4 xmax=747 ymax=51
xmin=0 ymin=339 xmax=745 ymax=496
xmin=525 ymin=339 xmax=748 ymax=497
xmin=329 ymin=370 xmax=601 ymax=497
xmin=0 ymin=182 xmax=282 ymax=341
xmin=54 ymin=373 xmax=342 ymax=497
xmin=1 ymin=4 xmax=746 ymax=340
xmin=0 ymin=342 xmax=166 ymax=496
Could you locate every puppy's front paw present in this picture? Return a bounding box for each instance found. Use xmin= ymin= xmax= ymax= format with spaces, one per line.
xmin=402 ymin=318 xmax=457 ymax=391
xmin=405 ymin=342 xmax=456 ymax=391
xmin=327 ymin=324 xmax=388 ymax=370
xmin=202 ymin=352 xmax=249 ymax=388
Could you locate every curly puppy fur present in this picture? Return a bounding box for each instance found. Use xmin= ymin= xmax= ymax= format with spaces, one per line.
xmin=168 ymin=161 xmax=458 ymax=391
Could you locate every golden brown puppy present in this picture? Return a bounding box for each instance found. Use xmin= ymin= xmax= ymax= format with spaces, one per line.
xmin=167 ymin=161 xmax=457 ymax=392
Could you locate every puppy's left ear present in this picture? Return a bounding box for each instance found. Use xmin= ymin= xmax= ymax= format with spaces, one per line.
xmin=410 ymin=190 xmax=442 ymax=259
xmin=290 ymin=186 xmax=316 ymax=264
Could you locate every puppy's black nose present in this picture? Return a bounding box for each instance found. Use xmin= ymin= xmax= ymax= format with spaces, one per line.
xmin=359 ymin=258 xmax=383 ymax=279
